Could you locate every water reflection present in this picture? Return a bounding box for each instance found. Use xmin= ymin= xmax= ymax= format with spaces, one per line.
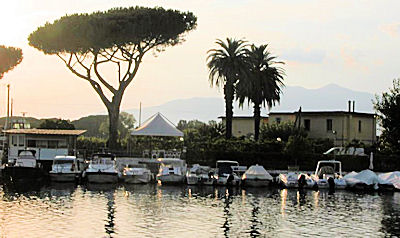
xmin=0 ymin=183 xmax=398 ymax=237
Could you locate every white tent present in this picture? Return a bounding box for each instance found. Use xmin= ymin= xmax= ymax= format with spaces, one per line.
xmin=131 ymin=113 xmax=183 ymax=137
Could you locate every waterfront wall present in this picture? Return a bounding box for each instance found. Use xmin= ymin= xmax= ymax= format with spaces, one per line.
xmin=185 ymin=150 xmax=400 ymax=172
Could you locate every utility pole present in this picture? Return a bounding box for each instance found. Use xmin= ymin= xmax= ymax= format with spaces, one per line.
xmin=5 ymin=84 xmax=10 ymax=130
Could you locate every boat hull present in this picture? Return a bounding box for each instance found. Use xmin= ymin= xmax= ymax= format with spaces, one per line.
xmin=122 ymin=174 xmax=151 ymax=184
xmin=3 ymin=166 xmax=44 ymax=181
xmin=86 ymin=172 xmax=118 ymax=183
xmin=157 ymin=174 xmax=185 ymax=184
xmin=242 ymin=179 xmax=271 ymax=187
xmin=49 ymin=172 xmax=79 ymax=183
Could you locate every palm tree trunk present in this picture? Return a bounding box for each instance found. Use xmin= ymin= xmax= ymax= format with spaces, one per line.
xmin=253 ymin=103 xmax=261 ymax=141
xmin=224 ymin=83 xmax=234 ymax=139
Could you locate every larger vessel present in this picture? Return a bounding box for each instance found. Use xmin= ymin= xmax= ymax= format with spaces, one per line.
xmin=3 ymin=150 xmax=44 ymax=181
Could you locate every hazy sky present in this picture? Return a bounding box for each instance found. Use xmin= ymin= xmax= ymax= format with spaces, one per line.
xmin=1 ymin=0 xmax=399 ymax=119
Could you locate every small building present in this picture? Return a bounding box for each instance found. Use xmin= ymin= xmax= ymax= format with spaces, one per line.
xmin=268 ymin=111 xmax=376 ymax=145
xmin=219 ymin=116 xmax=269 ymax=138
xmin=4 ymin=129 xmax=86 ymax=161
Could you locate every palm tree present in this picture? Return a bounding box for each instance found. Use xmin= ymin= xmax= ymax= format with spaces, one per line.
xmin=207 ymin=38 xmax=248 ymax=139
xmin=236 ymin=44 xmax=284 ymax=141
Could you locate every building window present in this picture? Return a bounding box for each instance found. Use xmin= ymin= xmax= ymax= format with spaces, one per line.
xmin=48 ymin=140 xmax=58 ymax=149
xmin=358 ymin=120 xmax=362 ymax=132
xmin=304 ymin=119 xmax=310 ymax=131
xmin=276 ymin=117 xmax=281 ymax=124
xmin=27 ymin=140 xmax=36 ymax=147
xmin=11 ymin=135 xmax=17 ymax=146
xmin=327 ymin=119 xmax=333 ymax=131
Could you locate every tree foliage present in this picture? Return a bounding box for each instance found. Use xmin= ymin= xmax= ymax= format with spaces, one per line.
xmin=207 ymin=38 xmax=248 ymax=139
xmin=28 ymin=6 xmax=197 ymax=150
xmin=236 ymin=44 xmax=284 ymax=141
xmin=0 ymin=45 xmax=23 ymax=79
xmin=39 ymin=119 xmax=75 ymax=129
xmin=374 ymin=79 xmax=400 ymax=153
xmin=260 ymin=122 xmax=307 ymax=142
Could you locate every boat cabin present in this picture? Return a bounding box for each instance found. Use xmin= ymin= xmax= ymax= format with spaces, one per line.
xmin=4 ymin=129 xmax=86 ymax=162
xmin=314 ymin=160 xmax=343 ymax=179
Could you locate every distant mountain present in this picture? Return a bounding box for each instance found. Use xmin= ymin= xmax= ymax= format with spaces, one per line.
xmin=124 ymin=84 xmax=375 ymax=124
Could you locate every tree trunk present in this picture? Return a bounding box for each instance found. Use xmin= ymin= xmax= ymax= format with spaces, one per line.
xmin=107 ymin=104 xmax=120 ymax=152
xmin=254 ymin=103 xmax=261 ymax=141
xmin=224 ymin=83 xmax=234 ymax=139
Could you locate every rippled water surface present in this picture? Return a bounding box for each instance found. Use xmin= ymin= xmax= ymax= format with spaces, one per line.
xmin=0 ymin=183 xmax=399 ymax=237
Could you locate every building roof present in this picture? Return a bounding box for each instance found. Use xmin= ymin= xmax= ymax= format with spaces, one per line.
xmin=269 ymin=111 xmax=375 ymax=117
xmin=218 ymin=116 xmax=268 ymax=119
xmin=3 ymin=129 xmax=86 ymax=136
xmin=131 ymin=113 xmax=184 ymax=137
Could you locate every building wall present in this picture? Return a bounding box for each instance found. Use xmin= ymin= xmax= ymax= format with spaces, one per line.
xmin=269 ymin=112 xmax=376 ymax=145
xmin=221 ymin=118 xmax=268 ymax=137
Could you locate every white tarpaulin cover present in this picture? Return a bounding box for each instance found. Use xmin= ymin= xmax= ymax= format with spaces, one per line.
xmin=344 ymin=169 xmax=389 ymax=188
xmin=243 ymin=165 xmax=273 ymax=180
xmin=131 ymin=113 xmax=183 ymax=137
xmin=379 ymin=171 xmax=400 ymax=189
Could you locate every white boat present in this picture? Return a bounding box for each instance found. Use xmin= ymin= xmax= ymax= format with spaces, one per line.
xmin=311 ymin=160 xmax=346 ymax=189
xmin=156 ymin=158 xmax=187 ymax=184
xmin=84 ymin=153 xmax=119 ymax=183
xmin=3 ymin=150 xmax=44 ymax=181
xmin=186 ymin=164 xmax=215 ymax=185
xmin=344 ymin=169 xmax=389 ymax=190
xmin=278 ymin=172 xmax=309 ymax=188
xmin=242 ymin=164 xmax=273 ymax=187
xmin=378 ymin=171 xmax=400 ymax=190
xmin=215 ymin=160 xmax=241 ymax=186
xmin=49 ymin=155 xmax=82 ymax=182
xmin=122 ymin=165 xmax=152 ymax=184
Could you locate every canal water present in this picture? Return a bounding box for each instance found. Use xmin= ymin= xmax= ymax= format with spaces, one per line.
xmin=0 ymin=183 xmax=399 ymax=237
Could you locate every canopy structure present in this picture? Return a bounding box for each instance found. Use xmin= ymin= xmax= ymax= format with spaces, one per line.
xmin=131 ymin=113 xmax=183 ymax=137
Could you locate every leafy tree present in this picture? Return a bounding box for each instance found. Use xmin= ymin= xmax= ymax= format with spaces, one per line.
xmin=0 ymin=45 xmax=23 ymax=79
xmin=374 ymin=79 xmax=400 ymax=153
xmin=207 ymin=38 xmax=248 ymax=139
xmin=39 ymin=119 xmax=75 ymax=129
xmin=72 ymin=115 xmax=108 ymax=137
xmin=236 ymin=44 xmax=284 ymax=141
xmin=260 ymin=122 xmax=307 ymax=142
xmin=28 ymin=6 xmax=197 ymax=150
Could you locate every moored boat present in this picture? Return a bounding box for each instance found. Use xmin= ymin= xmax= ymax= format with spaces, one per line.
xmin=344 ymin=169 xmax=388 ymax=191
xmin=186 ymin=164 xmax=215 ymax=186
xmin=215 ymin=160 xmax=241 ymax=186
xmin=3 ymin=150 xmax=44 ymax=181
xmin=311 ymin=160 xmax=346 ymax=189
xmin=49 ymin=155 xmax=83 ymax=183
xmin=84 ymin=153 xmax=119 ymax=183
xmin=156 ymin=158 xmax=187 ymax=184
xmin=242 ymin=164 xmax=273 ymax=187
xmin=122 ymin=164 xmax=153 ymax=184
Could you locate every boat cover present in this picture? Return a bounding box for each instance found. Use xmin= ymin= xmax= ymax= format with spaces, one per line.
xmin=344 ymin=169 xmax=388 ymax=186
xmin=243 ymin=165 xmax=273 ymax=180
xmin=379 ymin=171 xmax=400 ymax=189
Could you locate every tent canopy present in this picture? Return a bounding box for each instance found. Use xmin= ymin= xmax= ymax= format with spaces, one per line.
xmin=131 ymin=113 xmax=183 ymax=137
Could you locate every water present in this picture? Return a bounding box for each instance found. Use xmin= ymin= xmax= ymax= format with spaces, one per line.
xmin=0 ymin=183 xmax=399 ymax=237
